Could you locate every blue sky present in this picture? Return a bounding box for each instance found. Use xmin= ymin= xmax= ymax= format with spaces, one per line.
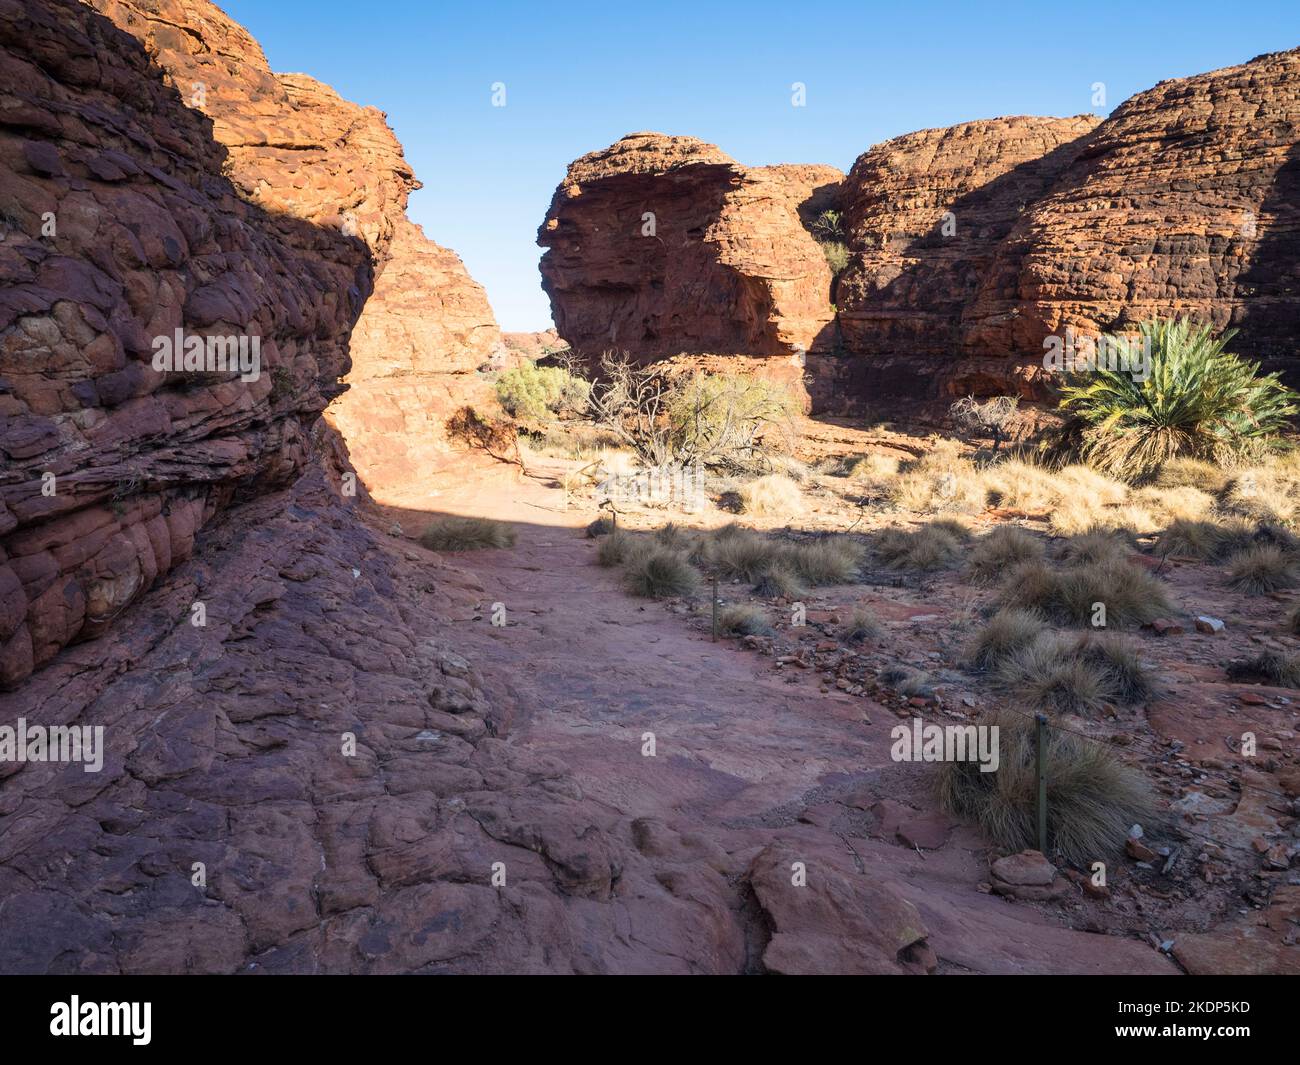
xmin=222 ymin=0 xmax=1298 ymax=331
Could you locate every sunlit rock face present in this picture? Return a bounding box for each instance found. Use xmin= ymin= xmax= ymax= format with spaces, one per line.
xmin=962 ymin=49 xmax=1300 ymax=386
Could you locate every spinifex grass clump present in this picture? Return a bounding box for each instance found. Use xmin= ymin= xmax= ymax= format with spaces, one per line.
xmin=963 ymin=608 xmax=1047 ymax=670
xmin=1226 ymin=650 xmax=1300 ymax=688
xmin=718 ymin=604 xmax=773 ymax=637
xmin=420 ymin=516 xmax=517 ymax=551
xmin=623 ymin=548 xmax=699 ymax=598
xmin=840 ymin=605 xmax=883 ymax=642
xmin=967 ymin=526 xmax=1044 ymax=583
xmin=738 ymin=473 xmax=802 ymax=516
xmin=992 ymin=630 xmax=1156 ymax=716
xmin=999 ymin=557 xmax=1171 ymax=628
xmin=1226 ymin=543 xmax=1297 ymax=595
xmin=1057 ymin=318 xmax=1298 ymax=478
xmin=875 ymin=523 xmax=963 ymax=571
xmin=937 ymin=710 xmax=1159 ymax=866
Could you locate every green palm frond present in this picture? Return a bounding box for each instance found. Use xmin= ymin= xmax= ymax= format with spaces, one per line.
xmin=1057 ymin=318 xmax=1297 ymax=477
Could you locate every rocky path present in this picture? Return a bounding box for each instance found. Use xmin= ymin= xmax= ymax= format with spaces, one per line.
xmin=380 ymin=460 xmax=1177 ymax=975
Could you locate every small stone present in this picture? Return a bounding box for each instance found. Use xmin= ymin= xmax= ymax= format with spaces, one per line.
xmin=1126 ymin=837 xmax=1157 ymax=862
xmin=991 ymin=849 xmax=1056 ymax=887
xmin=1195 ymin=615 xmax=1225 ymax=634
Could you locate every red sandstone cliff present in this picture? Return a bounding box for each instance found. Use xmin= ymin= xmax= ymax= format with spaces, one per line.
xmin=0 ymin=0 xmax=742 ymax=976
xmin=833 ymin=115 xmax=1101 ymax=400
xmin=538 ymin=132 xmax=841 ymax=362
xmin=93 ymin=0 xmax=503 ymax=499
xmin=0 ymin=0 xmax=378 ymax=686
xmin=544 ymin=50 xmax=1300 ymax=406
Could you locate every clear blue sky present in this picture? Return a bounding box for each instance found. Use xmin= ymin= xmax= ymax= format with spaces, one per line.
xmin=222 ymin=0 xmax=1298 ymax=332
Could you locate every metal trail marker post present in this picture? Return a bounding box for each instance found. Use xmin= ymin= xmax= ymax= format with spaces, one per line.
xmin=1035 ymin=713 xmax=1049 ymax=854
xmin=711 ymin=576 xmax=719 ymax=642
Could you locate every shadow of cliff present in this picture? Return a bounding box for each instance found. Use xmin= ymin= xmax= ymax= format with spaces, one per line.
xmin=1233 ymin=141 xmax=1300 ymax=386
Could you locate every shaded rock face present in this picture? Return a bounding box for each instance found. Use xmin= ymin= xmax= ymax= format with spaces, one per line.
xmin=829 ymin=115 xmax=1100 ymax=405
xmin=964 ymin=48 xmax=1300 ymax=383
xmin=0 ymin=0 xmax=375 ymax=687
xmin=538 ymin=133 xmax=841 ymax=364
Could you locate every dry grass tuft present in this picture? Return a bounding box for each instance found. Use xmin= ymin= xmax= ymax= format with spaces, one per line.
xmin=937 ymin=710 xmax=1160 ymax=866
xmin=751 ymin=563 xmax=807 ymax=599
xmin=1000 ymin=557 xmax=1172 ymax=628
xmin=1226 ymin=544 xmax=1297 ymax=595
xmin=783 ymin=537 xmax=863 ymax=585
xmin=719 ymin=604 xmax=773 ymax=637
xmin=890 ymin=439 xmax=985 ymax=513
xmin=1154 ymin=457 xmax=1229 ymax=494
xmin=623 ymin=548 xmax=699 ymax=598
xmin=995 ymin=633 xmax=1113 ymax=716
xmin=875 ymin=524 xmax=963 ymax=571
xmin=1057 ymin=527 xmax=1133 ymax=566
xmin=964 ymin=608 xmax=1047 ymax=670
xmin=968 ymin=526 xmax=1044 ymax=583
xmin=841 ymin=605 xmax=883 ymax=642
xmin=738 ymin=474 xmax=803 ymax=517
xmin=596 ymin=530 xmax=645 ymax=568
xmin=420 ymin=516 xmax=517 ymax=551
xmin=1225 ymin=650 xmax=1300 ymax=688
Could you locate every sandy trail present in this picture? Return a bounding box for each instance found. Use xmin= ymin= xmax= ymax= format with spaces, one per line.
xmin=373 ymin=457 xmax=1176 ymax=974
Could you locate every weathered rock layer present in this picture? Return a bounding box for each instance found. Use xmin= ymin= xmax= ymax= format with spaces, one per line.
xmin=831 ymin=115 xmax=1100 ymax=402
xmin=963 ymin=48 xmax=1300 ymax=383
xmin=90 ymin=0 xmax=503 ymax=499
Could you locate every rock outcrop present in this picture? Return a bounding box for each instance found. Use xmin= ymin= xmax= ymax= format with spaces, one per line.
xmin=92 ymin=0 xmax=504 ymax=500
xmin=538 ymin=132 xmax=841 ymax=364
xmin=0 ymin=0 xmax=376 ymax=686
xmin=963 ymin=48 xmax=1300 ymax=384
xmin=830 ymin=115 xmax=1100 ymax=402
xmin=0 ymin=0 xmax=738 ymax=976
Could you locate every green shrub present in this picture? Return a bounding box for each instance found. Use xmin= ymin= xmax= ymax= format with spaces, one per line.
xmin=496 ymin=360 xmax=590 ymax=421
xmin=665 ymin=372 xmax=796 ymax=471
